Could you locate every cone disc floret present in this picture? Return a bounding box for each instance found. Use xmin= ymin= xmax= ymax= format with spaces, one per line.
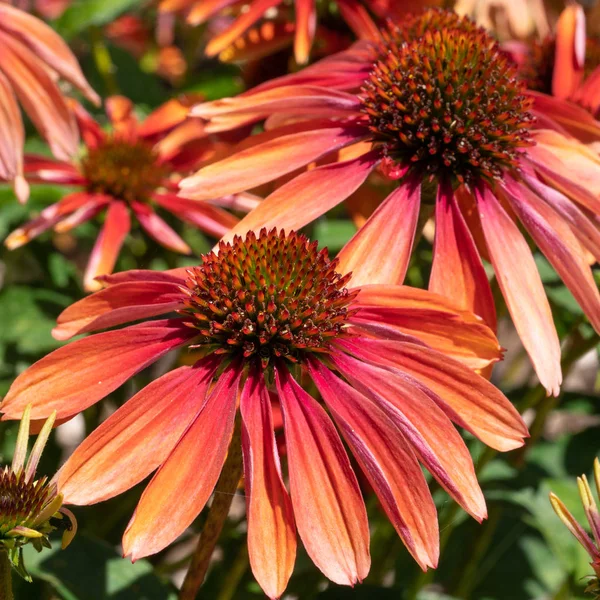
xmin=180 ymin=228 xmax=356 ymax=369
xmin=80 ymin=137 xmax=167 ymax=203
xmin=362 ymin=11 xmax=535 ymax=183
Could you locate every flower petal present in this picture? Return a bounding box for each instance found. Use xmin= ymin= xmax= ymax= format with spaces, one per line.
xmin=337 ymin=337 xmax=528 ymax=452
xmin=275 ymin=367 xmax=370 ymax=586
xmin=309 ymin=359 xmax=439 ymax=570
xmin=131 ymin=201 xmax=191 ymax=254
xmin=553 ymin=4 xmax=585 ymax=99
xmin=294 ymin=0 xmax=316 ymax=64
xmin=338 ymin=178 xmax=421 ymax=287
xmin=430 ymin=182 xmax=496 ymax=330
xmin=475 ymin=185 xmax=562 ymax=396
xmin=240 ymin=372 xmax=296 ymax=599
xmin=332 ymin=351 xmax=486 ymax=521
xmin=1 ymin=319 xmax=196 ymax=421
xmin=123 ymin=363 xmax=242 ymax=559
xmin=58 ymin=360 xmax=218 ymax=505
xmin=53 ymin=280 xmax=183 ymax=340
xmin=83 ymin=200 xmax=131 ymax=291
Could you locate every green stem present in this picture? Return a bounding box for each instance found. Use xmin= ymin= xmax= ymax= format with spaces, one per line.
xmin=178 ymin=420 xmax=243 ymax=600
xmin=90 ymin=26 xmax=119 ymax=96
xmin=0 ymin=551 xmax=13 ymax=600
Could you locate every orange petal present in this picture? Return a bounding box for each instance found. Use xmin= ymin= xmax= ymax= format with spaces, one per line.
xmin=1 ymin=319 xmax=197 ymax=421
xmin=309 ymin=360 xmax=439 ymax=570
xmin=337 ymin=337 xmax=528 ymax=452
xmin=240 ymin=372 xmax=296 ymax=599
xmin=338 ymin=178 xmax=421 ymax=287
xmin=123 ymin=364 xmax=242 ymax=559
xmin=332 ymin=351 xmax=487 ymax=522
xmin=475 ymin=185 xmax=561 ymax=396
xmin=106 ymin=96 xmax=137 ymax=138
xmin=553 ymin=4 xmax=585 ymax=99
xmin=275 ymin=367 xmax=371 ymax=585
xmin=218 ymin=150 xmax=379 ymax=245
xmin=179 ymin=122 xmax=364 ymax=200
xmin=294 ymin=0 xmax=316 ymax=64
xmin=58 ymin=361 xmax=218 ymax=505
xmin=185 ymin=0 xmax=239 ymax=25
xmin=430 ymin=181 xmax=496 ymax=330
xmin=84 ymin=201 xmax=131 ymax=291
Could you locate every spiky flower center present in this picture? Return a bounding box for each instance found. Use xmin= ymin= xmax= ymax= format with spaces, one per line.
xmin=80 ymin=137 xmax=167 ymax=203
xmin=180 ymin=229 xmax=356 ymax=369
xmin=361 ymin=11 xmax=535 ymax=183
xmin=0 ymin=468 xmax=51 ymax=537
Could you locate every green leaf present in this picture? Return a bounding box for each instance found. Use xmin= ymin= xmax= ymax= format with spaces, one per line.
xmin=54 ymin=0 xmax=140 ymax=39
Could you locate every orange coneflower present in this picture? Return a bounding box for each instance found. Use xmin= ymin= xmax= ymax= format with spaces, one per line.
xmin=0 ymin=3 xmax=98 ymax=203
xmin=159 ymin=0 xmax=438 ymax=64
xmin=1 ymin=228 xmax=527 ymax=599
xmin=180 ymin=8 xmax=600 ymax=395
xmin=3 ymin=95 xmax=252 ymax=291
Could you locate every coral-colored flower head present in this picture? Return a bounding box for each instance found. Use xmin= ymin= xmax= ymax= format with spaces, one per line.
xmin=4 ymin=95 xmax=248 ymax=291
xmin=181 ymin=8 xmax=600 ymax=396
xmin=0 ymin=3 xmax=98 ymax=203
xmin=1 ymin=228 xmax=527 ymax=598
xmin=159 ymin=0 xmax=436 ymax=64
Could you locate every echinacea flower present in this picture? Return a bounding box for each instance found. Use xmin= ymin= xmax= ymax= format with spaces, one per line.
xmin=159 ymin=0 xmax=432 ymax=64
xmin=0 ymin=404 xmax=77 ymax=583
xmin=180 ymin=8 xmax=600 ymax=395
xmin=0 ymin=3 xmax=98 ymax=203
xmin=550 ymin=458 xmax=600 ymax=598
xmin=1 ymin=228 xmax=528 ymax=598
xmin=4 ymin=95 xmax=245 ymax=291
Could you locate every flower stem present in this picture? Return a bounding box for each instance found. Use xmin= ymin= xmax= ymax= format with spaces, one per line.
xmin=178 ymin=419 xmax=243 ymax=600
xmin=0 ymin=551 xmax=13 ymax=600
xmin=90 ymin=26 xmax=119 ymax=96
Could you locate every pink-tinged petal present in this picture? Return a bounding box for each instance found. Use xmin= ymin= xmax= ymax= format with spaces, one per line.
xmin=84 ymin=201 xmax=131 ymax=292
xmin=337 ymin=337 xmax=528 ymax=452
xmin=294 ymin=0 xmax=316 ymax=64
xmin=130 ymin=201 xmax=191 ymax=254
xmin=275 ymin=367 xmax=371 ymax=585
xmin=336 ymin=0 xmax=381 ymax=40
xmin=430 ymin=182 xmax=496 ymax=330
xmin=572 ymin=65 xmax=600 ymax=116
xmin=98 ymin=267 xmax=189 ymax=287
xmin=58 ymin=360 xmax=218 ymax=505
xmin=309 ymin=359 xmax=439 ymax=570
xmin=332 ymin=351 xmax=487 ymax=521
xmin=553 ymin=4 xmax=585 ymax=99
xmin=219 ymin=150 xmax=380 ymax=245
xmin=54 ymin=198 xmax=110 ymax=233
xmin=351 ymin=285 xmax=502 ymax=369
xmin=123 ymin=364 xmax=242 ymax=559
xmin=240 ymin=372 xmax=296 ymax=599
xmin=475 ymin=185 xmax=561 ymax=396
xmin=0 ymin=3 xmax=99 ymax=104
xmin=204 ymin=0 xmax=281 ymax=58
xmin=179 ymin=122 xmax=366 ymax=200
xmin=338 ymin=178 xmax=420 ymax=287
xmin=502 ymin=179 xmax=600 ymax=333
xmin=1 ymin=319 xmax=197 ymax=421
xmin=0 ymin=32 xmax=78 ymax=161
xmin=23 ymin=154 xmax=85 ymax=185
xmin=153 ymin=193 xmax=239 ymax=238
xmin=53 ymin=281 xmax=184 ymax=340
xmin=523 ymin=172 xmax=600 ymax=262
xmin=0 ymin=70 xmax=26 ymax=202
xmin=70 ymin=101 xmax=105 ymax=149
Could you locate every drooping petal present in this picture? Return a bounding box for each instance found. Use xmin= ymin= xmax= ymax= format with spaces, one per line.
xmin=309 ymin=360 xmax=439 ymax=570
xmin=83 ymin=200 xmax=131 ymax=291
xmin=337 ymin=178 xmax=421 ymax=287
xmin=58 ymin=360 xmax=218 ymax=505
xmin=336 ymin=338 xmax=528 ymax=452
xmin=240 ymin=372 xmax=296 ymax=599
xmin=53 ymin=280 xmax=184 ymax=340
xmin=219 ymin=150 xmax=380 ymax=245
xmin=430 ymin=182 xmax=496 ymax=330
xmin=122 ymin=363 xmax=242 ymax=560
xmin=475 ymin=185 xmax=561 ymax=396
xmin=131 ymin=201 xmax=191 ymax=254
xmin=502 ymin=179 xmax=600 ymax=333
xmin=275 ymin=367 xmax=371 ymax=586
xmin=294 ymin=0 xmax=316 ymax=64
xmin=350 ymin=285 xmax=502 ymax=369
xmin=179 ymin=122 xmax=366 ymax=200
xmin=1 ymin=319 xmax=196 ymax=421
xmin=332 ymin=351 xmax=487 ymax=521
